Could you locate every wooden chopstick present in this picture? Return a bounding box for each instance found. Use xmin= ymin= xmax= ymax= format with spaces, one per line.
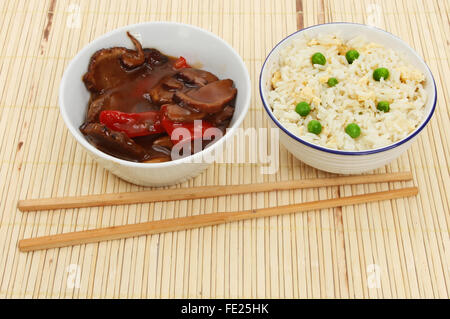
xmin=17 ymin=172 xmax=413 ymax=212
xmin=19 ymin=186 xmax=418 ymax=252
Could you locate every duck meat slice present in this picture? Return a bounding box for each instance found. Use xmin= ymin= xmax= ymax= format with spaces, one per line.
xmin=176 ymin=68 xmax=218 ymax=87
xmin=165 ymin=103 xmax=207 ymax=122
xmin=174 ymin=79 xmax=237 ymax=113
xmin=80 ymin=122 xmax=149 ymax=162
xmin=82 ymin=32 xmax=146 ymax=93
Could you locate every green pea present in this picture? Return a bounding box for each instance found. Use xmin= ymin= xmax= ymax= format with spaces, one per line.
xmin=345 ymin=49 xmax=360 ymax=64
xmin=307 ymin=120 xmax=322 ymax=135
xmin=377 ymin=101 xmax=390 ymax=112
xmin=295 ymin=102 xmax=311 ymax=117
xmin=373 ymin=67 xmax=390 ymax=81
xmin=311 ymin=52 xmax=326 ymax=65
xmin=327 ymin=77 xmax=338 ymax=87
xmin=345 ymin=123 xmax=361 ymax=138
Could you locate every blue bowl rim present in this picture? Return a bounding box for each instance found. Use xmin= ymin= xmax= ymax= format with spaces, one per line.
xmin=259 ymin=22 xmax=437 ymax=156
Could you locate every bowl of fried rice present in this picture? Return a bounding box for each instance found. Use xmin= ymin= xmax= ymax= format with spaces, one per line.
xmin=260 ymin=23 xmax=436 ymax=174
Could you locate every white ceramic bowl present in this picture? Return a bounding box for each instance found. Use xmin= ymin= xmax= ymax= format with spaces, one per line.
xmin=59 ymin=22 xmax=251 ymax=186
xmin=260 ymin=23 xmax=437 ymax=174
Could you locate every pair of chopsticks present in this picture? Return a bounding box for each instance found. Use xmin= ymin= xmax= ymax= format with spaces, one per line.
xmin=18 ymin=172 xmax=417 ymax=252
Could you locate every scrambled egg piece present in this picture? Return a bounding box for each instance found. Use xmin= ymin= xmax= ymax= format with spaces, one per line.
xmin=298 ymin=86 xmax=321 ymax=105
xmin=396 ymin=66 xmax=425 ymax=82
xmin=307 ymin=39 xmax=319 ymax=46
xmin=271 ymin=71 xmax=282 ymax=88
xmin=337 ymin=44 xmax=350 ymax=56
xmin=319 ymin=76 xmax=328 ymax=84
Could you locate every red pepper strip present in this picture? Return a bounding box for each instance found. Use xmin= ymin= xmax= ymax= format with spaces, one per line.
xmin=160 ymin=106 xmax=213 ymax=145
xmin=173 ymin=56 xmax=190 ymax=69
xmin=99 ymin=110 xmax=164 ymax=138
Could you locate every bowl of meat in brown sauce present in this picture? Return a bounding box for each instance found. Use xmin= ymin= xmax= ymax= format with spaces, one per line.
xmin=59 ymin=22 xmax=251 ymax=186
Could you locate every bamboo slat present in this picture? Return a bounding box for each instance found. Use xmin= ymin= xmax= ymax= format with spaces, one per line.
xmin=0 ymin=0 xmax=448 ymax=299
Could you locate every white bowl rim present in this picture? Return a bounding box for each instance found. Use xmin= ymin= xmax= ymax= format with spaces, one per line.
xmin=59 ymin=21 xmax=251 ymax=168
xmin=259 ymin=22 xmax=437 ymax=156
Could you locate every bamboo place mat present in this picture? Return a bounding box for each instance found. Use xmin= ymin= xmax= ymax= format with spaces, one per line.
xmin=0 ymin=0 xmax=448 ymax=299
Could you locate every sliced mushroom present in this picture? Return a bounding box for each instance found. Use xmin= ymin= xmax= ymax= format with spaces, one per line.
xmin=165 ymin=104 xmax=206 ymax=122
xmin=82 ymin=32 xmax=147 ymax=92
xmin=149 ymin=86 xmax=175 ymax=105
xmin=174 ymin=79 xmax=237 ymax=113
xmin=152 ymin=135 xmax=174 ymax=149
xmin=144 ymin=48 xmax=169 ymax=66
xmin=143 ymin=156 xmax=171 ymax=163
xmin=176 ymin=68 xmax=218 ymax=87
xmin=86 ymin=94 xmax=109 ymax=122
xmin=120 ymin=32 xmax=145 ymax=69
xmin=208 ymin=105 xmax=235 ymax=126
xmin=80 ymin=123 xmax=149 ymax=162
xmin=148 ymin=75 xmax=184 ymax=105
xmin=162 ymin=77 xmax=184 ymax=90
